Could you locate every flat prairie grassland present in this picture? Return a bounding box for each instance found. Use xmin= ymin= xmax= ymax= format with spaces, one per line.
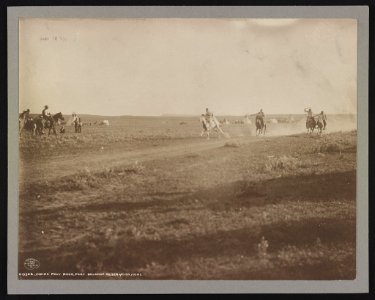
xmin=19 ymin=116 xmax=204 ymax=159
xmin=18 ymin=116 xmax=357 ymax=279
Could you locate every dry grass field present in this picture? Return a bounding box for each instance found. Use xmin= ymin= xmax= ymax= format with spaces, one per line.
xmin=18 ymin=115 xmax=357 ymax=279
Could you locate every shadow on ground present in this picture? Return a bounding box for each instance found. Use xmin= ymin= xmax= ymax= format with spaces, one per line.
xmin=73 ymin=169 xmax=356 ymax=213
xmin=19 ymin=170 xmax=356 ymax=279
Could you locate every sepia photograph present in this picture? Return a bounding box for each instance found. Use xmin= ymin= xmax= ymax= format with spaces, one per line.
xmin=14 ymin=12 xmax=363 ymax=285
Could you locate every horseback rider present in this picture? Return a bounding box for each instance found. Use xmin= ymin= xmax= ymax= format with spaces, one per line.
xmin=42 ymin=105 xmax=50 ymax=119
xmin=304 ymin=108 xmax=315 ymax=128
xmin=256 ymin=109 xmax=265 ymax=127
xmin=304 ymin=108 xmax=313 ymax=120
xmin=205 ymin=108 xmax=213 ymax=123
xmin=41 ymin=105 xmax=51 ymax=133
xmin=314 ymin=111 xmax=327 ymax=130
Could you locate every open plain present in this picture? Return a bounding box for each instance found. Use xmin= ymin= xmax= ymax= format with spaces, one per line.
xmin=18 ymin=115 xmax=357 ymax=279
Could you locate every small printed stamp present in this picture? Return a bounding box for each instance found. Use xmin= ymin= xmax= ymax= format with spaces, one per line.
xmin=24 ymin=258 xmax=40 ymax=270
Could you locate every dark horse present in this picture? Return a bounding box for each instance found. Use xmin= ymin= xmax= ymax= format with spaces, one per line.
xmin=315 ymin=118 xmax=324 ymax=135
xmin=43 ymin=112 xmax=65 ymax=135
xmin=306 ymin=117 xmax=316 ymax=134
xmin=25 ymin=112 xmax=65 ymax=136
xmin=255 ymin=116 xmax=266 ymax=135
xmin=306 ymin=117 xmax=324 ymax=135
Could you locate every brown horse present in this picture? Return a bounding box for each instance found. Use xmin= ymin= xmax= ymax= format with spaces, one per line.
xmin=306 ymin=117 xmax=316 ymax=134
xmin=316 ymin=118 xmax=324 ymax=135
xmin=255 ymin=116 xmax=266 ymax=135
xmin=306 ymin=117 xmax=324 ymax=135
xmin=44 ymin=112 xmax=65 ymax=135
xmin=24 ymin=112 xmax=64 ymax=136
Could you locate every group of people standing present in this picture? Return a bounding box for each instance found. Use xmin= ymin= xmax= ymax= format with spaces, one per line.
xmin=19 ymin=106 xmax=83 ymax=134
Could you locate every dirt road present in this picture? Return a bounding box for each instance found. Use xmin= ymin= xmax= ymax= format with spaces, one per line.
xmin=20 ymin=136 xmax=270 ymax=184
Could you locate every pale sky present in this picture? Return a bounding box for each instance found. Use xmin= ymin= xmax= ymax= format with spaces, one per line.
xmin=19 ymin=18 xmax=357 ymax=116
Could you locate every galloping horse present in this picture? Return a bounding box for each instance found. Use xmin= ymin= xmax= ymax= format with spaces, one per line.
xmin=306 ymin=117 xmax=316 ymax=134
xmin=306 ymin=116 xmax=325 ymax=135
xmin=255 ymin=116 xmax=266 ymax=135
xmin=315 ymin=118 xmax=324 ymax=135
xmin=200 ymin=115 xmax=227 ymax=139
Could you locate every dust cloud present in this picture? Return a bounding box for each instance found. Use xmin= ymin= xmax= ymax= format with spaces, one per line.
xmin=221 ymin=114 xmax=357 ymax=138
xmin=265 ymin=115 xmax=357 ymax=136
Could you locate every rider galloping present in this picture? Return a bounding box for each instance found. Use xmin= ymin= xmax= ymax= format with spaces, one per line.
xmin=256 ymin=109 xmax=265 ymax=127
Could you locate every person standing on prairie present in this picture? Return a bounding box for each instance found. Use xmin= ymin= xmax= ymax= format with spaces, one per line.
xmin=72 ymin=113 xmax=80 ymax=133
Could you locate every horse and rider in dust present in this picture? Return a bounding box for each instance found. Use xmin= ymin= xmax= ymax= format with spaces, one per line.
xmin=39 ymin=105 xmax=66 ymax=135
xmin=304 ymin=108 xmax=327 ymax=134
xmin=200 ymin=108 xmax=228 ymax=139
xmin=41 ymin=105 xmax=52 ymax=134
xmin=255 ymin=109 xmax=266 ymax=135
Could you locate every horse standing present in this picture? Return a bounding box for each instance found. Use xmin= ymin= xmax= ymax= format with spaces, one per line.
xmin=32 ymin=112 xmax=64 ymax=136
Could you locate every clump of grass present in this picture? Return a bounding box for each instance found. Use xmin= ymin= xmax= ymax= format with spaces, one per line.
xmin=318 ymin=142 xmax=342 ymax=154
xmin=264 ymin=155 xmax=300 ymax=172
xmin=28 ymin=162 xmax=146 ymax=193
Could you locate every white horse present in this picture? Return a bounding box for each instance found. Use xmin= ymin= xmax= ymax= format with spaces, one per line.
xmin=200 ymin=115 xmax=228 ymax=139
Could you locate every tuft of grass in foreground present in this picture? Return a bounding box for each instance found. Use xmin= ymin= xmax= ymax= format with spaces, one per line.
xmin=263 ymin=155 xmax=301 ymax=172
xmin=318 ymin=143 xmax=342 ymax=153
xmin=25 ymin=162 xmax=145 ymax=194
